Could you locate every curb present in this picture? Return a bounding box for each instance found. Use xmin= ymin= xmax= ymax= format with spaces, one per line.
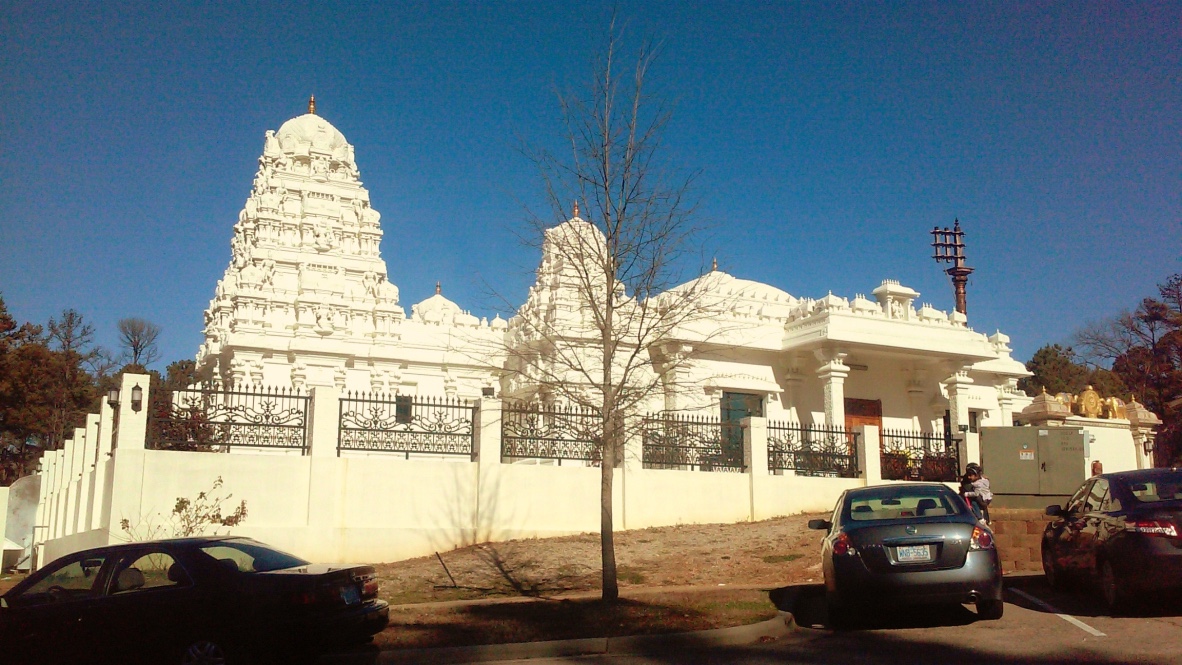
xmin=338 ymin=611 xmax=796 ymax=664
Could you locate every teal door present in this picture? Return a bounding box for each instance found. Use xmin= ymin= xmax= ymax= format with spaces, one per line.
xmin=721 ymin=392 xmax=763 ymax=466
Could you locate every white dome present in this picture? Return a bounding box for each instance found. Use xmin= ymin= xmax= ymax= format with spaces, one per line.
xmin=662 ymin=270 xmax=796 ymax=304
xmin=276 ymin=114 xmax=349 ymax=152
xmin=654 ymin=270 xmax=798 ymax=320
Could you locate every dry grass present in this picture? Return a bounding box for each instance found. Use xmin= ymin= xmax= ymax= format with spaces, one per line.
xmin=364 ymin=513 xmax=827 ymax=649
xmin=0 ymin=574 xmax=25 ymax=595
xmin=372 ymin=513 xmax=826 ymax=607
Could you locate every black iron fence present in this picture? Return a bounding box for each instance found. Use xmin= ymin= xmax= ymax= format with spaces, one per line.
xmin=880 ymin=429 xmax=959 ymax=482
xmin=338 ymin=393 xmax=475 ymax=457
xmin=501 ymin=403 xmax=603 ymax=464
xmin=147 ymin=386 xmax=310 ymax=453
xmin=767 ymin=423 xmax=860 ymax=477
xmin=642 ymin=414 xmax=744 ymax=473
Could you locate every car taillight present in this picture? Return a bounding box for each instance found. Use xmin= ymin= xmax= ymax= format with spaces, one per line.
xmin=291 ymin=590 xmax=317 ymax=605
xmin=832 ymin=532 xmax=856 ymax=556
xmin=362 ymin=579 xmax=379 ymax=598
xmin=1128 ymin=519 xmax=1179 ymax=538
xmin=970 ymin=526 xmax=994 ymax=550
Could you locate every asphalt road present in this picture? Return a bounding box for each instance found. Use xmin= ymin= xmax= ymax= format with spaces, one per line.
xmin=323 ymin=574 xmax=1182 ymax=665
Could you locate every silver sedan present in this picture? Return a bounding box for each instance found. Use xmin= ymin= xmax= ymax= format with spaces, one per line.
xmin=809 ymin=482 xmax=1003 ymax=626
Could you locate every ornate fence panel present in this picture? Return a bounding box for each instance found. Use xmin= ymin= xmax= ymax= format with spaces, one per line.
xmin=501 ymin=403 xmax=603 ymax=464
xmin=642 ymin=414 xmax=744 ymax=473
xmin=147 ymin=386 xmax=310 ymax=453
xmin=880 ymin=429 xmax=960 ymax=482
xmin=338 ymin=393 xmax=475 ymax=457
xmin=767 ymin=423 xmax=860 ymax=477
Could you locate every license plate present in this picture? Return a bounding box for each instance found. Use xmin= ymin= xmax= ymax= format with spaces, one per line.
xmin=896 ymin=544 xmax=932 ymax=563
xmin=340 ymin=585 xmax=361 ymax=605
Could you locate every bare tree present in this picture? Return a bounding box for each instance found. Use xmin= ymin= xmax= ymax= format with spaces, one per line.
xmin=117 ymin=318 xmax=162 ymax=368
xmin=502 ymin=23 xmax=727 ymax=602
xmin=47 ymin=309 xmax=95 ymax=355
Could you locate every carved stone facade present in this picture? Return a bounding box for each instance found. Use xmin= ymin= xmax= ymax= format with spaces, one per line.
xmin=200 ymin=107 xmax=1045 ymax=437
xmin=197 ymin=107 xmax=500 ymax=398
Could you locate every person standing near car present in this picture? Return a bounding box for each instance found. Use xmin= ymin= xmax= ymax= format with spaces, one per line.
xmin=963 ymin=463 xmax=992 ymax=524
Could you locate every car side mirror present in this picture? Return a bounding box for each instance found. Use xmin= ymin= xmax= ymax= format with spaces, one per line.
xmin=1045 ymin=504 xmax=1064 ymax=517
xmin=808 ymin=519 xmax=832 ymax=531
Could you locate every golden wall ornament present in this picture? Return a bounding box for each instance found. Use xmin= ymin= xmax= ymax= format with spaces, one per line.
xmin=1073 ymin=385 xmax=1104 ymax=418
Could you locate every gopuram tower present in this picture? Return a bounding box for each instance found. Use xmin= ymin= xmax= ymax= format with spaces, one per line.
xmin=196 ymin=99 xmax=503 ymax=396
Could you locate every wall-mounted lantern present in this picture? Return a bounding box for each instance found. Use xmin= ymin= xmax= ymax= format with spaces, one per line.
xmin=131 ymin=385 xmax=143 ymax=413
xmin=107 ymin=388 xmax=121 ymax=409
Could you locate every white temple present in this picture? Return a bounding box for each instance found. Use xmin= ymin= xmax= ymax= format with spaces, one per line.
xmin=198 ymin=104 xmax=1034 ymax=433
xmin=196 ymin=99 xmax=503 ymax=399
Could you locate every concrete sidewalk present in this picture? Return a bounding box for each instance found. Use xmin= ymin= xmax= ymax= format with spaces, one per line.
xmin=322 ymin=611 xmax=795 ymax=664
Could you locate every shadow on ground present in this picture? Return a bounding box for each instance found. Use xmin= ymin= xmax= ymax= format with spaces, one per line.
xmin=1004 ymin=573 xmax=1182 ymax=619
xmin=769 ymin=583 xmax=976 ymax=631
xmin=321 ymin=578 xmax=1177 ymax=665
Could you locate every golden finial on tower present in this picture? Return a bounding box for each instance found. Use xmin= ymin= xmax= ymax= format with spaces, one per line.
xmin=572 ymin=201 xmax=580 ymax=218
xmin=436 ymin=281 xmax=442 ymax=295
xmin=308 ymin=95 xmax=316 ymax=115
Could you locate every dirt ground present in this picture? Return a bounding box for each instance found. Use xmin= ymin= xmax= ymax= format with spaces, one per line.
xmin=373 ymin=512 xmax=828 ymax=606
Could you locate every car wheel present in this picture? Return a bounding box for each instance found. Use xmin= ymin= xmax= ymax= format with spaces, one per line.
xmin=977 ymin=598 xmax=1004 ymax=620
xmin=179 ymin=639 xmax=229 ymax=665
xmin=1042 ymin=546 xmax=1065 ymax=591
xmin=1099 ymin=559 xmax=1130 ymax=615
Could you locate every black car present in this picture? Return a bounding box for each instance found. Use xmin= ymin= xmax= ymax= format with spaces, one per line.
xmin=0 ymin=536 xmax=390 ymax=664
xmin=809 ymin=482 xmax=1004 ymax=625
xmin=1042 ymin=468 xmax=1182 ymax=612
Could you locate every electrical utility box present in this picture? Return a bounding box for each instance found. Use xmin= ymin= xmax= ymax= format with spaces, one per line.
xmin=980 ymin=427 xmax=1087 ymax=509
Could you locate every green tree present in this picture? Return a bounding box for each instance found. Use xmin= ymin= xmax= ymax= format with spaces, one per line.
xmin=1019 ymin=344 xmax=1128 ymax=398
xmin=1020 ymin=344 xmax=1089 ymax=396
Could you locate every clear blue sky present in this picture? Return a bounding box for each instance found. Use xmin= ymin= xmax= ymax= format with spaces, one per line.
xmin=1 ymin=1 xmax=1179 ymax=368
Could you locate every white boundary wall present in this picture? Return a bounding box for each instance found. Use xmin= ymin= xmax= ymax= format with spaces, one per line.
xmin=31 ymin=375 xmax=1147 ymax=569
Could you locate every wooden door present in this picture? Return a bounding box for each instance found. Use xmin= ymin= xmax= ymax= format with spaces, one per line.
xmin=844 ymin=398 xmax=882 ymax=431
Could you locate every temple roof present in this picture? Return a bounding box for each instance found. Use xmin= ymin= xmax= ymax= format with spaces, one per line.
xmin=276 ymin=113 xmax=349 ymax=152
xmin=659 ymin=270 xmax=797 ymax=313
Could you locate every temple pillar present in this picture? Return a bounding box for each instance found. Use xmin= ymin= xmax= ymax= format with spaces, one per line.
xmin=943 ymin=368 xmax=974 ymax=470
xmin=815 ymin=350 xmax=850 ymax=427
xmin=943 ymin=368 xmax=974 ymax=434
xmin=996 ymin=381 xmax=1018 ymax=427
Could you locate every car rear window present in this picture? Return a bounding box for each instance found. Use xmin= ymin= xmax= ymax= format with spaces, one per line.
xmin=1125 ymin=472 xmax=1182 ymax=504
xmin=199 ymin=540 xmax=309 ymax=573
xmin=846 ymin=489 xmax=965 ymax=521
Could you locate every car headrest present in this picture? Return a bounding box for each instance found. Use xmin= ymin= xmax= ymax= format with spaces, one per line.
xmin=916 ymin=498 xmax=938 ymax=512
xmin=217 ymin=558 xmax=240 ymax=573
xmin=167 ymin=562 xmax=189 ymax=583
xmin=852 ymin=505 xmax=872 ymax=513
xmin=114 ymin=567 xmax=145 ymax=593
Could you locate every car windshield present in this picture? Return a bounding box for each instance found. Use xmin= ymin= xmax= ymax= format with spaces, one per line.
xmin=1124 ymin=471 xmax=1182 ymax=504
xmin=845 ymin=487 xmax=964 ymax=521
xmin=198 ymin=539 xmax=309 ymax=573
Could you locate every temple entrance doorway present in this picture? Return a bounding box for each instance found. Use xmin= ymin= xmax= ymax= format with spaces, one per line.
xmin=721 ymin=392 xmax=763 ymax=466
xmin=844 ymin=398 xmax=882 ymax=432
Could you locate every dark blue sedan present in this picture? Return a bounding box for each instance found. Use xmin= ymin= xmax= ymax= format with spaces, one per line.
xmin=1042 ymin=468 xmax=1182 ymax=613
xmin=0 ymin=536 xmax=389 ymax=664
